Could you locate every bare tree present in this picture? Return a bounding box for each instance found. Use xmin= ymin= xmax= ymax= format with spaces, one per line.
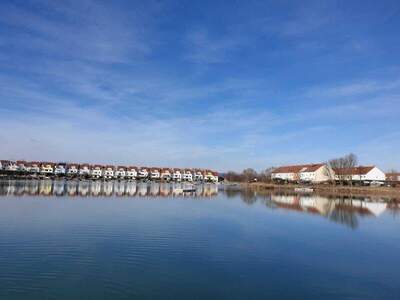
xmin=328 ymin=153 xmax=358 ymax=185
xmin=242 ymin=168 xmax=258 ymax=182
xmin=258 ymin=167 xmax=275 ymax=183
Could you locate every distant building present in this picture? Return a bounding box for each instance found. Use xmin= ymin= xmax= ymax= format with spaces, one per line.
xmin=28 ymin=162 xmax=41 ymax=173
xmin=79 ymin=164 xmax=91 ymax=177
xmin=115 ymin=166 xmax=127 ymax=179
xmin=1 ymin=160 xmax=18 ymax=172
xmin=103 ymin=166 xmax=114 ymax=179
xmin=333 ymin=166 xmax=385 ymax=182
xmin=16 ymin=160 xmax=28 ymax=172
xmin=182 ymin=169 xmax=193 ymax=182
xmin=172 ymin=169 xmax=182 ymax=181
xmin=204 ymin=170 xmax=218 ymax=183
xmin=66 ymin=163 xmax=79 ymax=176
xmin=126 ymin=166 xmax=137 ymax=180
xmin=91 ymin=165 xmax=103 ymax=179
xmin=194 ymin=169 xmax=204 ymax=181
xmin=137 ymin=167 xmax=149 ymax=179
xmin=40 ymin=162 xmax=54 ymax=175
xmin=54 ymin=163 xmax=66 ymax=176
xmin=150 ymin=168 xmax=160 ymax=180
xmin=160 ymin=168 xmax=171 ymax=180
xmin=271 ymin=164 xmax=334 ymax=183
xmin=386 ymin=173 xmax=400 ymax=182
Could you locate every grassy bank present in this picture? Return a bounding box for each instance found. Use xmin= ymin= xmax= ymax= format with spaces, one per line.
xmin=240 ymin=182 xmax=400 ymax=199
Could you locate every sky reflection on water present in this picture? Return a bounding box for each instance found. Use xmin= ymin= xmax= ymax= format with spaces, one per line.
xmin=0 ymin=180 xmax=399 ymax=299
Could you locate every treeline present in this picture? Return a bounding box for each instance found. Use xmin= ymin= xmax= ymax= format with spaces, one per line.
xmin=223 ymin=167 xmax=275 ymax=183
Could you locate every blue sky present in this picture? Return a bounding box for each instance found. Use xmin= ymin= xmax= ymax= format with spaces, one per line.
xmin=0 ymin=0 xmax=399 ymax=171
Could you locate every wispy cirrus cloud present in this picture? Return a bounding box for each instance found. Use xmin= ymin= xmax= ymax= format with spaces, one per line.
xmin=0 ymin=0 xmax=159 ymax=63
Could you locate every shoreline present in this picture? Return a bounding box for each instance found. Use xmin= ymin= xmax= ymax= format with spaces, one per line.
xmin=240 ymin=182 xmax=400 ymax=199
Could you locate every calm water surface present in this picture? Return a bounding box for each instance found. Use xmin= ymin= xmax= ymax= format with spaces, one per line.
xmin=0 ymin=180 xmax=399 ymax=299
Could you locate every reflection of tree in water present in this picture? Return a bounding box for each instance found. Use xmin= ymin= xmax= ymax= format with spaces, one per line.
xmin=327 ymin=206 xmax=359 ymax=229
xmin=240 ymin=189 xmax=257 ymax=205
xmin=387 ymin=199 xmax=400 ymax=218
xmin=224 ymin=189 xmax=242 ymax=198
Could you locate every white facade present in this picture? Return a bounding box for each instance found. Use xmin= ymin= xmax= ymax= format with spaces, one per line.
xmin=161 ymin=169 xmax=171 ymax=180
xmin=54 ymin=165 xmax=66 ymax=175
xmin=41 ymin=163 xmax=54 ymax=175
xmin=2 ymin=161 xmax=18 ymax=172
xmin=272 ymin=164 xmax=333 ymax=183
xmin=103 ymin=167 xmax=114 ymax=179
xmin=126 ymin=168 xmax=137 ymax=180
xmin=204 ymin=171 xmax=218 ymax=183
xmin=194 ymin=171 xmax=204 ymax=181
xmin=79 ymin=165 xmax=91 ymax=176
xmin=182 ymin=170 xmax=193 ymax=182
xmin=114 ymin=167 xmax=126 ymax=179
xmin=150 ymin=169 xmax=160 ymax=180
xmin=67 ymin=165 xmax=78 ymax=175
xmin=91 ymin=166 xmax=103 ymax=178
xmin=172 ymin=170 xmax=182 ymax=181
xmin=271 ymin=172 xmax=296 ymax=181
xmin=334 ymin=166 xmax=386 ymax=182
xmin=137 ymin=168 xmax=148 ymax=179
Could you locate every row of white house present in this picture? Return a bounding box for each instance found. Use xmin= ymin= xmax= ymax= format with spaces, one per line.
xmin=271 ymin=163 xmax=387 ymax=183
xmin=0 ymin=160 xmax=219 ymax=182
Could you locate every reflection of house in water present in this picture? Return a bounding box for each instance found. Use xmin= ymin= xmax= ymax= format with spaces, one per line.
xmin=53 ymin=180 xmax=65 ymax=196
xmin=66 ymin=180 xmax=78 ymax=196
xmin=103 ymin=181 xmax=114 ymax=196
xmin=15 ymin=180 xmax=26 ymax=196
xmin=28 ymin=180 xmax=39 ymax=195
xmin=0 ymin=180 xmax=220 ymax=198
xmin=90 ymin=181 xmax=102 ymax=196
xmin=39 ymin=180 xmax=53 ymax=195
xmin=172 ymin=183 xmax=183 ymax=196
xmin=114 ymin=181 xmax=126 ymax=196
xmin=78 ymin=181 xmax=90 ymax=196
xmin=270 ymin=194 xmax=388 ymax=228
xmin=202 ymin=184 xmax=218 ymax=197
xmin=138 ymin=182 xmax=148 ymax=196
xmin=150 ymin=182 xmax=160 ymax=196
xmin=195 ymin=184 xmax=203 ymax=197
xmin=160 ymin=183 xmax=170 ymax=196
xmin=125 ymin=182 xmax=137 ymax=196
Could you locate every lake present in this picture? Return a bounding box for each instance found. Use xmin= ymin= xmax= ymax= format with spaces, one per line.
xmin=0 ymin=180 xmax=399 ymax=299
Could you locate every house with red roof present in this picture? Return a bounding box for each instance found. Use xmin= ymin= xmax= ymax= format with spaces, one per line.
xmin=271 ymin=163 xmax=334 ymax=183
xmin=333 ymin=166 xmax=385 ymax=182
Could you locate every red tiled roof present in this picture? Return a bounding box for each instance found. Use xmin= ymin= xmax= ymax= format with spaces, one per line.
xmin=272 ymin=164 xmax=324 ymax=173
xmin=333 ymin=166 xmax=375 ymax=175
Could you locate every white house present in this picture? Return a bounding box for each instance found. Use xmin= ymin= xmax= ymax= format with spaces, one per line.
xmin=182 ymin=169 xmax=193 ymax=182
xmin=54 ymin=163 xmax=66 ymax=176
xmin=91 ymin=165 xmax=103 ymax=179
xmin=126 ymin=167 xmax=137 ymax=180
xmin=40 ymin=162 xmax=54 ymax=175
xmin=204 ymin=170 xmax=218 ymax=183
xmin=194 ymin=170 xmax=204 ymax=181
xmin=150 ymin=168 xmax=160 ymax=180
xmin=66 ymin=164 xmax=79 ymax=176
xmin=1 ymin=160 xmax=18 ymax=172
xmin=172 ymin=169 xmax=182 ymax=181
xmin=137 ymin=167 xmax=149 ymax=179
xmin=103 ymin=166 xmax=115 ymax=179
xmin=79 ymin=164 xmax=91 ymax=177
xmin=161 ymin=168 xmax=171 ymax=181
xmin=334 ymin=166 xmax=386 ymax=182
xmin=114 ymin=166 xmax=127 ymax=179
xmin=16 ymin=161 xmax=28 ymax=172
xmin=271 ymin=164 xmax=334 ymax=183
